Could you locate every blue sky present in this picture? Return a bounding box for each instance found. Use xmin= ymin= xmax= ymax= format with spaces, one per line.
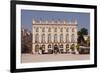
xmin=21 ymin=10 xmax=90 ymax=34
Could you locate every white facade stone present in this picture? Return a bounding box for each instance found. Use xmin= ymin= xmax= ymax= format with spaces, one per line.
xmin=32 ymin=19 xmax=78 ymax=54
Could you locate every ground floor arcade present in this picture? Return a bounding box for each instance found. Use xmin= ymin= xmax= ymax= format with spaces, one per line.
xmin=32 ymin=43 xmax=79 ymax=54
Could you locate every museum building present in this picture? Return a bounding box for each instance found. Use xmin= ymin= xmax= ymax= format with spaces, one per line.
xmin=32 ymin=19 xmax=78 ymax=54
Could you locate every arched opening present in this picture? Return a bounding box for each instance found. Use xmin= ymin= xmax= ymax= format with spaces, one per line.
xmin=66 ymin=44 xmax=69 ymax=53
xmin=48 ymin=44 xmax=52 ymax=48
xmin=35 ymin=45 xmax=39 ymax=52
xmin=54 ymin=27 xmax=57 ymax=32
xmin=71 ymin=34 xmax=75 ymax=43
xmin=42 ymin=45 xmax=45 ymax=50
xmin=70 ymin=44 xmax=75 ymax=52
xmin=41 ymin=34 xmax=45 ymax=43
xmin=66 ymin=34 xmax=69 ymax=43
xmin=54 ymin=44 xmax=58 ymax=48
xmin=48 ymin=34 xmax=51 ymax=43
xmin=60 ymin=34 xmax=63 ymax=43
xmin=59 ymin=44 xmax=63 ymax=53
xmin=59 ymin=44 xmax=63 ymax=48
xmin=66 ymin=44 xmax=69 ymax=48
xmin=48 ymin=44 xmax=53 ymax=54
xmin=54 ymin=34 xmax=57 ymax=43
xmin=48 ymin=27 xmax=51 ymax=32
xmin=53 ymin=44 xmax=59 ymax=54
xmin=42 ymin=27 xmax=45 ymax=32
xmin=72 ymin=28 xmax=75 ymax=32
xmin=41 ymin=45 xmax=45 ymax=54
xmin=35 ymin=34 xmax=39 ymax=43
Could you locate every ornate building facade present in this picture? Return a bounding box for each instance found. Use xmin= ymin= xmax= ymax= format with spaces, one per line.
xmin=32 ymin=19 xmax=78 ymax=54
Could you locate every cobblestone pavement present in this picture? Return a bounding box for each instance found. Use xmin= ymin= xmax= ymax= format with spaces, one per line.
xmin=21 ymin=54 xmax=90 ymax=63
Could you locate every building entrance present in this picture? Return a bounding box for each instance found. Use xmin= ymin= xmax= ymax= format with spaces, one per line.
xmin=53 ymin=45 xmax=59 ymax=54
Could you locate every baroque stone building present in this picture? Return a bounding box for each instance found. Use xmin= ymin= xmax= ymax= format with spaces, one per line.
xmin=32 ymin=19 xmax=78 ymax=54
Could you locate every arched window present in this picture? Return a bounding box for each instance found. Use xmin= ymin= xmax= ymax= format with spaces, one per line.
xmin=66 ymin=44 xmax=69 ymax=48
xmin=60 ymin=34 xmax=63 ymax=42
xmin=42 ymin=45 xmax=45 ymax=50
xmin=60 ymin=28 xmax=63 ymax=32
xmin=35 ymin=34 xmax=39 ymax=43
xmin=72 ymin=28 xmax=75 ymax=32
xmin=71 ymin=34 xmax=75 ymax=42
xmin=54 ymin=27 xmax=57 ymax=32
xmin=70 ymin=44 xmax=75 ymax=51
xmin=66 ymin=34 xmax=69 ymax=42
xmin=66 ymin=28 xmax=69 ymax=32
xmin=42 ymin=34 xmax=45 ymax=43
xmin=48 ymin=34 xmax=51 ymax=43
xmin=60 ymin=44 xmax=63 ymax=48
xmin=35 ymin=45 xmax=39 ymax=52
xmin=48 ymin=45 xmax=52 ymax=48
xmin=54 ymin=34 xmax=57 ymax=42
xmin=36 ymin=27 xmax=39 ymax=32
xmin=48 ymin=28 xmax=51 ymax=32
xmin=42 ymin=27 xmax=45 ymax=32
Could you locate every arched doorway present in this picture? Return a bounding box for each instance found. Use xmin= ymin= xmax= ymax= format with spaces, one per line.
xmin=66 ymin=44 xmax=69 ymax=48
xmin=41 ymin=45 xmax=45 ymax=54
xmin=53 ymin=44 xmax=59 ymax=54
xmin=48 ymin=44 xmax=52 ymax=48
xmin=35 ymin=45 xmax=39 ymax=53
xmin=42 ymin=45 xmax=45 ymax=50
xmin=66 ymin=44 xmax=69 ymax=53
xmin=59 ymin=44 xmax=63 ymax=53
xmin=48 ymin=44 xmax=53 ymax=54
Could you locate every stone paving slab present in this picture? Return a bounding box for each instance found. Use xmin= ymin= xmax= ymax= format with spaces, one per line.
xmin=21 ymin=54 xmax=90 ymax=63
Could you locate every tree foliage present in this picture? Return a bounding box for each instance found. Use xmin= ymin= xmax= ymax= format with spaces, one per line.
xmin=77 ymin=28 xmax=88 ymax=46
xmin=21 ymin=28 xmax=32 ymax=53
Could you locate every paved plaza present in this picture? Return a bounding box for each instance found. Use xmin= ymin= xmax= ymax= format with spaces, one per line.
xmin=21 ymin=54 xmax=90 ymax=63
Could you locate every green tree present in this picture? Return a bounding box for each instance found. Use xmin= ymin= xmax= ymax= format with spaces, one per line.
xmin=70 ymin=44 xmax=75 ymax=51
xmin=78 ymin=28 xmax=88 ymax=46
xmin=86 ymin=36 xmax=90 ymax=47
xmin=76 ymin=44 xmax=80 ymax=51
xmin=21 ymin=28 xmax=32 ymax=53
xmin=80 ymin=28 xmax=88 ymax=35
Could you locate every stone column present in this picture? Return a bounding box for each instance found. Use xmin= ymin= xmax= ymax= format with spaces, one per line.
xmin=45 ymin=28 xmax=48 ymax=53
xmin=39 ymin=27 xmax=42 ymax=44
xmin=75 ymin=43 xmax=79 ymax=54
xmin=32 ymin=44 xmax=35 ymax=54
xmin=45 ymin=27 xmax=48 ymax=44
xmin=32 ymin=25 xmax=35 ymax=54
xmin=75 ymin=27 xmax=78 ymax=54
xmin=51 ymin=28 xmax=54 ymax=43
xmin=45 ymin=44 xmax=48 ymax=53
xmin=69 ymin=27 xmax=71 ymax=44
xmin=68 ymin=43 xmax=72 ymax=54
xmin=63 ymin=44 xmax=66 ymax=52
xmin=58 ymin=28 xmax=60 ymax=43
